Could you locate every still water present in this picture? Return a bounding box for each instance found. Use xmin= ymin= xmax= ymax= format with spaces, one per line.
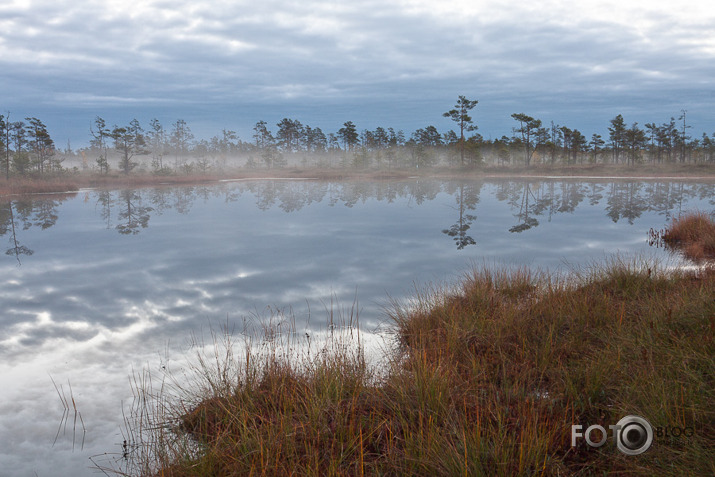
xmin=0 ymin=178 xmax=712 ymax=475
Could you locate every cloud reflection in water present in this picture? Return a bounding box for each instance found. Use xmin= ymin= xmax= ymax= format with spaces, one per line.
xmin=0 ymin=178 xmax=712 ymax=475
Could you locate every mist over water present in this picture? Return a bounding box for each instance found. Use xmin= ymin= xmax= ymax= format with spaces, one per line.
xmin=0 ymin=178 xmax=712 ymax=476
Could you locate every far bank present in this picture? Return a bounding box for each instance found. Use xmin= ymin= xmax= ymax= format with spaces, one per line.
xmin=1 ymin=162 xmax=714 ymax=198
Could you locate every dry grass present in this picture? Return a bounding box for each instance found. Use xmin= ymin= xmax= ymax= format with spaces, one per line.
xmin=0 ymin=176 xmax=80 ymax=196
xmin=495 ymin=161 xmax=715 ymax=178
xmin=2 ymin=161 xmax=713 ymax=198
xmin=662 ymin=212 xmax=715 ymax=261
xmin=103 ymin=256 xmax=715 ymax=477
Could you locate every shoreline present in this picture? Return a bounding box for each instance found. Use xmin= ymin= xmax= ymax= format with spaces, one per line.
xmin=2 ymin=163 xmax=714 ymax=198
xmin=112 ymin=214 xmax=715 ymax=476
xmin=124 ymin=258 xmax=714 ymax=476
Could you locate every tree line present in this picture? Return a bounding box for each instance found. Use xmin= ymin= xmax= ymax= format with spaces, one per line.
xmin=2 ymin=97 xmax=714 ymax=177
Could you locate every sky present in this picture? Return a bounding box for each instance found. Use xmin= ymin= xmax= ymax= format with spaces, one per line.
xmin=1 ymin=0 xmax=714 ymax=147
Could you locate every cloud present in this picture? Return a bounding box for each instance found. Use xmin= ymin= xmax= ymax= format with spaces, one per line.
xmin=1 ymin=0 xmax=714 ymax=143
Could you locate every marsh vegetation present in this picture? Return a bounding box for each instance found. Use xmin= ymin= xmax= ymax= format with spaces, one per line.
xmin=114 ymin=249 xmax=714 ymax=476
xmin=92 ymin=212 xmax=715 ymax=476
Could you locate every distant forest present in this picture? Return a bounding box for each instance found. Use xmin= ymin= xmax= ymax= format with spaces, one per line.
xmin=1 ymin=96 xmax=714 ymax=177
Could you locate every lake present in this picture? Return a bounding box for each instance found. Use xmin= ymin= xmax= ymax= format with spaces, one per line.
xmin=0 ymin=178 xmax=712 ymax=476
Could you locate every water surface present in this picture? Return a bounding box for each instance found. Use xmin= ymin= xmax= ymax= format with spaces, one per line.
xmin=0 ymin=178 xmax=711 ymax=476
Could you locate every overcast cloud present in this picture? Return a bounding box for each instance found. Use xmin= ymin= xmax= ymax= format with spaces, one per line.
xmin=1 ymin=0 xmax=714 ymax=145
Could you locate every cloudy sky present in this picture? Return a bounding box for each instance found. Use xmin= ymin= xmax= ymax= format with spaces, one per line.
xmin=2 ymin=0 xmax=714 ymax=146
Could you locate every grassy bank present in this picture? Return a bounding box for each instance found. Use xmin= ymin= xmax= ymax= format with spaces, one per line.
xmin=2 ymin=162 xmax=714 ymax=197
xmin=662 ymin=212 xmax=715 ymax=261
xmin=0 ymin=176 xmax=80 ymax=196
xmin=0 ymin=173 xmax=227 ymax=197
xmin=117 ymin=270 xmax=714 ymax=475
xmin=109 ymin=218 xmax=714 ymax=476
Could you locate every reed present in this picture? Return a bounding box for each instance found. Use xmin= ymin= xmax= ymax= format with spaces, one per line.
xmin=51 ymin=376 xmax=86 ymax=451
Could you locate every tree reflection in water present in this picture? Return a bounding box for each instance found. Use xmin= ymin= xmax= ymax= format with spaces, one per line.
xmin=0 ymin=179 xmax=712 ymax=259
xmin=116 ymin=190 xmax=154 ymax=235
xmin=442 ymin=182 xmax=480 ymax=249
xmin=1 ymin=194 xmax=73 ymax=264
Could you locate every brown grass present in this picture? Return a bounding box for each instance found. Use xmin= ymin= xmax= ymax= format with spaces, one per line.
xmin=2 ymin=161 xmax=713 ymax=198
xmin=0 ymin=176 xmax=80 ymax=196
xmin=108 ymin=257 xmax=715 ymax=477
xmin=662 ymin=212 xmax=715 ymax=261
xmin=498 ymin=161 xmax=715 ymax=178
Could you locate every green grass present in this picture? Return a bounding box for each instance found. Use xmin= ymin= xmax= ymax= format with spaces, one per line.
xmin=111 ymin=243 xmax=715 ymax=476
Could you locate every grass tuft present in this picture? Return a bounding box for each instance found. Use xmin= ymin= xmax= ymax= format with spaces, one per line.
xmin=662 ymin=211 xmax=715 ymax=261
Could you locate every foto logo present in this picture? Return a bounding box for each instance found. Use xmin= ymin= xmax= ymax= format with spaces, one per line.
xmin=571 ymin=415 xmax=653 ymax=455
